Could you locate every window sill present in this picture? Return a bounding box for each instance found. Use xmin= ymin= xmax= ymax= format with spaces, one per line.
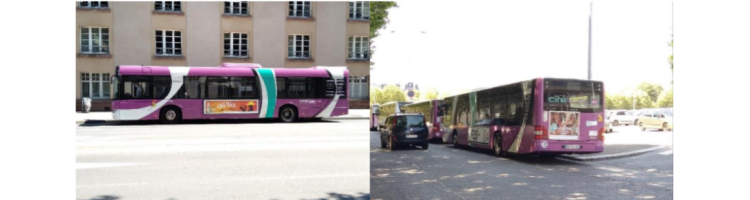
xmin=153 ymin=10 xmax=185 ymax=16
xmin=223 ymin=13 xmax=252 ymax=18
xmin=77 ymin=7 xmax=111 ymax=12
xmin=287 ymin=16 xmax=315 ymax=21
xmin=347 ymin=59 xmax=370 ymax=63
xmin=287 ymin=58 xmax=314 ymax=62
xmin=347 ymin=19 xmax=370 ymax=23
xmin=77 ymin=53 xmax=112 ymax=58
xmin=223 ymin=56 xmax=252 ymax=61
xmin=153 ymin=55 xmax=185 ymax=60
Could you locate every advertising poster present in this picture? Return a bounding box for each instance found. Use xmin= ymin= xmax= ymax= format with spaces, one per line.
xmin=204 ymin=100 xmax=259 ymax=114
xmin=548 ymin=111 xmax=580 ymax=140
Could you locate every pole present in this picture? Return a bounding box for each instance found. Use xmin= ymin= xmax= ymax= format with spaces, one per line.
xmin=587 ymin=1 xmax=593 ymax=80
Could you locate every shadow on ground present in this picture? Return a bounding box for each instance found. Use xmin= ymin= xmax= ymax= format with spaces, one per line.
xmin=300 ymin=192 xmax=370 ymax=200
xmin=78 ymin=118 xmax=339 ymax=127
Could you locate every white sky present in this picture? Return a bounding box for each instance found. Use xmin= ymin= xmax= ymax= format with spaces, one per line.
xmin=370 ymin=1 xmax=673 ymax=95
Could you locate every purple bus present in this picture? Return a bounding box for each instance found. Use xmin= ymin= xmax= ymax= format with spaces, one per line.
xmin=402 ymin=100 xmax=445 ymax=143
xmin=110 ymin=63 xmax=348 ymax=123
xmin=370 ymin=104 xmax=380 ymax=131
xmin=440 ymin=78 xmax=605 ymax=157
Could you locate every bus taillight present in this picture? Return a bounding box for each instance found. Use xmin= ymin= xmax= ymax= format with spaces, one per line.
xmin=598 ymin=127 xmax=605 ymax=141
xmin=534 ymin=126 xmax=548 ymax=140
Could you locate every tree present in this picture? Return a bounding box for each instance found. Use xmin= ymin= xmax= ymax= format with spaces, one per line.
xmin=657 ymin=88 xmax=673 ymax=108
xmin=378 ymin=85 xmax=406 ymax=104
xmin=637 ymin=82 xmax=664 ymax=103
xmin=421 ymin=88 xmax=440 ymax=101
xmin=370 ymin=87 xmax=383 ymax=105
xmin=369 ymin=2 xmax=398 ymax=67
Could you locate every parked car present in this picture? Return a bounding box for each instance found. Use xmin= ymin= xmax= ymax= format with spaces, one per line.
xmin=608 ymin=110 xmax=637 ymax=126
xmin=637 ymin=108 xmax=673 ymax=131
xmin=380 ymin=113 xmax=430 ymax=150
xmin=605 ymin=120 xmax=613 ymax=133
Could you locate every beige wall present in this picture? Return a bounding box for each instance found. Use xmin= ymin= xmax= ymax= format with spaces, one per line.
xmin=187 ymin=2 xmax=222 ymax=66
xmin=76 ymin=7 xmax=114 ymax=99
xmin=314 ymin=2 xmax=347 ymax=66
xmin=112 ymin=2 xmax=152 ymax=67
xmin=253 ymin=2 xmax=286 ymax=68
xmin=345 ymin=14 xmax=370 ymax=77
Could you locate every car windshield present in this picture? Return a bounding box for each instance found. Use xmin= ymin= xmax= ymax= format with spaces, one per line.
xmin=397 ymin=115 xmax=425 ymax=128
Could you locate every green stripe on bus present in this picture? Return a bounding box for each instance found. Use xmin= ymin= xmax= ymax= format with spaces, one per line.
xmin=257 ymin=69 xmax=277 ymax=118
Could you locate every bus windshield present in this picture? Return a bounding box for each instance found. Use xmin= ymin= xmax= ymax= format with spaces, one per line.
xmin=543 ymin=79 xmax=603 ymax=113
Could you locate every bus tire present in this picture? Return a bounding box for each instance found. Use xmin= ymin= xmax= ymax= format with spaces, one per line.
xmin=160 ymin=106 xmax=182 ymax=124
xmin=493 ymin=132 xmax=505 ymax=157
xmin=279 ymin=106 xmax=298 ymax=123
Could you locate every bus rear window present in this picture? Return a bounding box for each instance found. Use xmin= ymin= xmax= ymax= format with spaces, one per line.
xmin=544 ymin=79 xmax=603 ymax=112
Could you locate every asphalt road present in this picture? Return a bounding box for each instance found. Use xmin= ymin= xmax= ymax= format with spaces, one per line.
xmin=370 ymin=131 xmax=673 ymax=200
xmin=76 ymin=119 xmax=369 ymax=200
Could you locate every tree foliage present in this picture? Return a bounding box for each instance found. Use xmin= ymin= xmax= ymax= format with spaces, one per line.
xmin=657 ymin=88 xmax=673 ymax=108
xmin=369 ymin=2 xmax=398 ymax=67
xmin=421 ymin=88 xmax=440 ymax=101
xmin=375 ymin=85 xmax=406 ymax=104
xmin=605 ymin=91 xmax=654 ymax=110
xmin=637 ymin=82 xmax=664 ymax=103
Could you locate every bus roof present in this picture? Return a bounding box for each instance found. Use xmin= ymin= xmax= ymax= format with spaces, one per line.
xmin=117 ymin=64 xmax=347 ymax=77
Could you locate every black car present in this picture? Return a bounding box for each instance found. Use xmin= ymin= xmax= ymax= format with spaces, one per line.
xmin=379 ymin=113 xmax=429 ymax=150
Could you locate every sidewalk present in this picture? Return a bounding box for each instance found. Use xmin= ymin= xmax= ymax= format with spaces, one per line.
xmin=76 ymin=109 xmax=370 ymax=124
xmin=559 ymin=126 xmax=673 ymax=161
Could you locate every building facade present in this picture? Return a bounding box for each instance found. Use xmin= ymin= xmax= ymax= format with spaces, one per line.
xmin=76 ymin=1 xmax=370 ymax=111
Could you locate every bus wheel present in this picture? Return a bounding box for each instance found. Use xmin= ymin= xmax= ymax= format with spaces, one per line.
xmin=161 ymin=107 xmax=181 ymax=124
xmin=493 ymin=132 xmax=505 ymax=157
xmin=279 ymin=106 xmax=297 ymax=122
xmin=452 ymin=132 xmax=459 ymax=147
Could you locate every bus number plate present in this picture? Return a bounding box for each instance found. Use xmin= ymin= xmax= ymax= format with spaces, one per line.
xmin=406 ymin=134 xmax=418 ymax=138
xmin=564 ymin=145 xmax=581 ymax=149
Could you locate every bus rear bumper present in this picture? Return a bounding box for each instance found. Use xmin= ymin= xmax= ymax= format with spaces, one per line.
xmin=533 ymin=140 xmax=604 ymax=154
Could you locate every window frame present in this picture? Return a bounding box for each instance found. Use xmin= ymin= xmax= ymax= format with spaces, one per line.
xmin=224 ymin=32 xmax=249 ymax=58
xmin=289 ymin=1 xmax=312 ymax=18
xmin=79 ymin=1 xmax=109 ymax=8
xmin=288 ymin=34 xmax=311 ymax=59
xmin=80 ymin=27 xmax=110 ymax=54
xmin=348 ymin=36 xmax=369 ymax=59
xmin=155 ymin=1 xmax=181 ymax=12
xmin=155 ymin=30 xmax=183 ymax=56
xmin=224 ymin=1 xmax=249 ymax=15
xmin=349 ymin=1 xmax=370 ymax=20
xmin=81 ymin=72 xmax=111 ymax=99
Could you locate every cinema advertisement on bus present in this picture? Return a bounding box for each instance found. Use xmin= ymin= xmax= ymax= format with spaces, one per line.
xmin=548 ymin=111 xmax=580 ymax=140
xmin=204 ymin=100 xmax=259 ymax=114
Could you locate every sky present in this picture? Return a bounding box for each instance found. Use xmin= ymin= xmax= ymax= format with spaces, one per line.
xmin=370 ymin=1 xmax=673 ymax=96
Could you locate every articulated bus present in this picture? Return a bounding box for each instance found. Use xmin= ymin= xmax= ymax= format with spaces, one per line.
xmin=110 ymin=63 xmax=348 ymax=123
xmin=370 ymin=104 xmax=380 ymax=131
xmin=402 ymin=100 xmax=444 ymax=142
xmin=440 ymin=78 xmax=605 ymax=157
xmin=376 ymin=101 xmax=412 ymax=131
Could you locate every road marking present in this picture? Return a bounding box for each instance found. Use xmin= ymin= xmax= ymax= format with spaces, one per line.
xmin=658 ymin=149 xmax=673 ymax=155
xmin=76 ymin=162 xmax=147 ymax=169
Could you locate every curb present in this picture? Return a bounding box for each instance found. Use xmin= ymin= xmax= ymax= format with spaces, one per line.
xmin=558 ymin=145 xmax=668 ymax=161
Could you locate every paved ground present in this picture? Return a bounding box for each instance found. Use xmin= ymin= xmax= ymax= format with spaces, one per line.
xmin=77 ymin=119 xmax=369 ymax=200
xmin=370 ymin=128 xmax=673 ymax=200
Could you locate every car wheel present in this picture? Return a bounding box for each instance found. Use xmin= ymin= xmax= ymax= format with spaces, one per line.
xmin=663 ymin=123 xmax=669 ymax=132
xmin=160 ymin=107 xmax=181 ymax=124
xmin=640 ymin=122 xmax=646 ymax=131
xmin=613 ymin=120 xmax=619 ymax=126
xmin=279 ymin=106 xmax=297 ymax=123
xmin=422 ymin=142 xmax=429 ymax=150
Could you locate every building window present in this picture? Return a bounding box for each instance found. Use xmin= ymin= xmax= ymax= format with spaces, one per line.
xmin=349 ymin=1 xmax=369 ymax=20
xmin=155 ymin=1 xmax=181 ymax=12
xmin=79 ymin=1 xmax=109 ymax=8
xmin=80 ymin=27 xmax=109 ymax=54
xmin=82 ymin=73 xmax=111 ymax=98
xmin=288 ymin=1 xmax=311 ymax=18
xmin=224 ymin=33 xmax=248 ymax=57
xmin=349 ymin=76 xmax=368 ymax=99
xmin=288 ymin=35 xmax=310 ymax=58
xmin=225 ymin=1 xmax=248 ymax=14
xmin=348 ymin=36 xmax=369 ymax=59
xmin=156 ymin=30 xmax=182 ymax=56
